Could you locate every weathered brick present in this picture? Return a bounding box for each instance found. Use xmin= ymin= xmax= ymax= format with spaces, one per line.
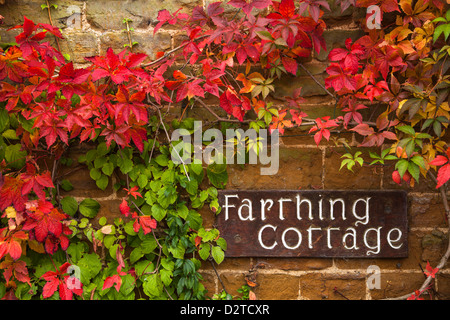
xmin=86 ymin=0 xmax=201 ymax=31
xmin=255 ymin=274 xmax=300 ymax=300
xmin=95 ymin=199 xmax=124 ymax=225
xmin=254 ymin=258 xmax=332 ymax=271
xmin=218 ymin=272 xmax=247 ymax=297
xmin=199 ymin=272 xmax=217 ymax=298
xmin=59 ymin=148 xmax=115 ymax=198
xmin=0 ymin=0 xmax=83 ymax=28
xmin=409 ymin=194 xmax=448 ymax=229
xmin=369 ymin=273 xmax=426 ymax=300
xmin=421 ymin=229 xmax=448 ymax=267
xmin=227 ymin=147 xmax=323 ymax=190
xmin=323 ymin=147 xmax=382 ymax=189
xmin=437 ymin=273 xmax=450 ymax=300
xmin=300 ymin=273 xmax=366 ymax=300
xmin=99 ymin=31 xmax=172 ymax=60
xmin=59 ymin=31 xmax=98 ymax=63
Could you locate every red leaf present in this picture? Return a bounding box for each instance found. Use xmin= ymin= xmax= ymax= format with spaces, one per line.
xmin=436 ymin=163 xmax=450 ymax=189
xmin=228 ymin=0 xmax=272 ymax=15
xmin=103 ymin=274 xmax=122 ymax=292
xmin=392 ymin=170 xmax=401 ymax=185
xmin=124 ymin=186 xmax=142 ymax=199
xmin=325 ymin=63 xmax=357 ymax=92
xmin=137 ymin=216 xmax=157 ymax=235
xmin=0 ymin=177 xmax=26 ymax=212
xmin=424 ymin=261 xmax=439 ymax=278
xmin=119 ymin=198 xmax=130 ymax=217
xmin=42 ymin=277 xmax=59 ymax=298
xmin=350 ymin=123 xmax=374 ymax=136
xmin=58 ymin=281 xmax=73 ymax=300
xmin=374 ymin=46 xmax=405 ymax=80
xmin=282 ymin=56 xmax=298 ymax=75
xmin=279 ymin=0 xmax=296 ymax=18
xmin=429 ymin=155 xmax=448 ymax=167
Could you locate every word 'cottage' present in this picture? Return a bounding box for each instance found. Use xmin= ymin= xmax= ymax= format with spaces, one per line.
xmin=216 ymin=190 xmax=408 ymax=258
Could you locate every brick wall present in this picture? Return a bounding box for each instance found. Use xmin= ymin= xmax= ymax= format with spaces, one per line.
xmin=1 ymin=0 xmax=449 ymax=300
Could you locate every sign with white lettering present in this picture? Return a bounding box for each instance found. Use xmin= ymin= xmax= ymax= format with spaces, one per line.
xmin=216 ymin=190 xmax=408 ymax=258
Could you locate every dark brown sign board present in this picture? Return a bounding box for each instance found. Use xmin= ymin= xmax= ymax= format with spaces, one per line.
xmin=216 ymin=190 xmax=408 ymax=258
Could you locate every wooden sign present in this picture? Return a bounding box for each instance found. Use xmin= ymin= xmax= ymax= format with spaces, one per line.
xmin=216 ymin=190 xmax=408 ymax=258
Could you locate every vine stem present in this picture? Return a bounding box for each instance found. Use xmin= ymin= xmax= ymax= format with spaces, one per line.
xmin=124 ymin=19 xmax=133 ymax=52
xmin=209 ymin=259 xmax=229 ymax=295
xmin=298 ymin=62 xmax=336 ymax=100
xmin=384 ymin=172 xmax=450 ymax=300
xmin=151 ymin=99 xmax=191 ymax=181
xmin=45 ymin=0 xmax=61 ymax=53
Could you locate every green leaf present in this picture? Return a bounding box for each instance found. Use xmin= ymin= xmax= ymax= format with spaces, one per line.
xmin=137 ymin=175 xmax=148 ymax=188
xmin=143 ymin=274 xmax=163 ymax=297
xmin=184 ymin=179 xmax=198 ymax=195
xmin=77 ymin=253 xmax=102 ymax=284
xmin=66 ymin=242 xmax=88 ymax=264
xmin=168 ymin=241 xmax=185 ymax=259
xmin=198 ymin=243 xmax=210 ymax=260
xmin=140 ymin=237 xmax=157 ymax=254
xmin=256 ymin=30 xmax=274 ymax=41
xmin=405 ymin=139 xmax=416 ymax=157
xmin=411 ymin=155 xmax=426 ymax=169
xmin=130 ymin=247 xmax=144 ymax=264
xmin=160 ymin=269 xmax=173 ymax=286
xmin=102 ymin=162 xmax=115 ymax=176
xmin=207 ymin=167 xmax=228 ymax=189
xmin=154 ymin=154 xmax=169 ymax=167
xmin=118 ymin=158 xmax=133 ymax=174
xmin=60 ymin=196 xmax=78 ymax=216
xmin=2 ymin=129 xmax=19 ymax=140
xmin=79 ymin=198 xmax=100 ymax=218
xmin=211 ymin=246 xmax=224 ymax=264
xmin=96 ymin=174 xmax=109 ymax=190
xmin=397 ymin=125 xmax=415 ymax=136
xmin=216 ymin=237 xmax=227 ymax=251
xmin=99 ymin=216 xmax=107 ymax=226
xmin=189 ymin=163 xmax=203 ymax=175
xmin=396 ymin=159 xmax=409 ymax=178
xmin=90 ymin=168 xmax=102 ymax=180
xmin=151 ymin=204 xmax=167 ymax=221
xmin=5 ymin=144 xmax=26 ymax=169
xmin=0 ymin=108 xmax=9 ymax=132
xmin=408 ymin=162 xmax=420 ymax=182
xmin=60 ymin=179 xmax=74 ymax=192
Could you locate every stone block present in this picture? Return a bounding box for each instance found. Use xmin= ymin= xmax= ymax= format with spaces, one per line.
xmin=227 ymin=147 xmax=323 ymax=190
xmin=299 ymin=273 xmax=366 ymax=300
xmin=409 ymin=194 xmax=448 ymax=229
xmin=59 ymin=31 xmax=98 ymax=63
xmin=1 ymin=0 xmax=85 ymax=29
xmin=86 ymin=0 xmax=201 ymax=30
xmin=369 ymin=272 xmax=426 ymax=300
xmin=323 ymin=147 xmax=382 ymax=189
xmin=254 ymin=258 xmax=332 ymax=271
xmin=99 ymin=31 xmax=171 ymax=60
xmin=255 ymin=274 xmax=300 ymax=300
